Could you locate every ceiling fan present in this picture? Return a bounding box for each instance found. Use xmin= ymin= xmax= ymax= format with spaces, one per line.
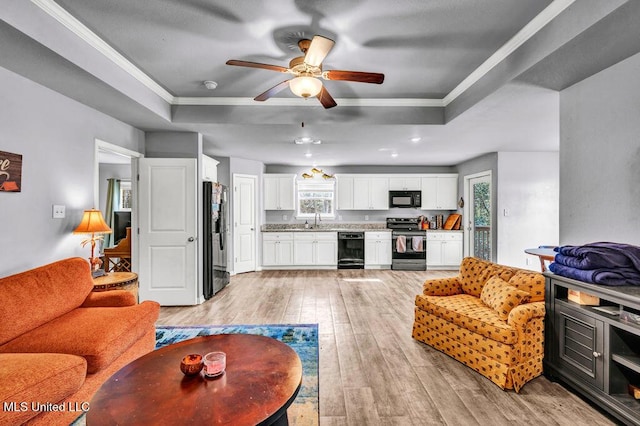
xmin=226 ymin=35 xmax=384 ymax=109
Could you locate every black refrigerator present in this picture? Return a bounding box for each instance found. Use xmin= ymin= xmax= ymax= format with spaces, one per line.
xmin=203 ymin=181 xmax=229 ymax=299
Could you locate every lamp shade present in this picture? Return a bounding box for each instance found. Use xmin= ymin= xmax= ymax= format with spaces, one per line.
xmin=73 ymin=209 xmax=112 ymax=234
xmin=289 ymin=76 xmax=323 ymax=98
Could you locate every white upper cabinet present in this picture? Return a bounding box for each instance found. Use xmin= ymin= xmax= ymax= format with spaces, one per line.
xmin=201 ymin=155 xmax=219 ymax=182
xmin=369 ymin=177 xmax=389 ymax=209
xmin=263 ymin=174 xmax=295 ymax=210
xmin=388 ymin=176 xmax=421 ymax=190
xmin=337 ymin=173 xmax=457 ymax=211
xmin=337 ymin=176 xmax=354 ymax=210
xmin=421 ymin=174 xmax=458 ymax=210
xmin=352 ymin=177 xmax=389 ymax=210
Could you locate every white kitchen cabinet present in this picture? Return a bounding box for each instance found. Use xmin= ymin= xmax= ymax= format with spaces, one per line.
xmin=352 ymin=177 xmax=389 ymax=210
xmin=426 ymin=232 xmax=463 ymax=268
xmin=421 ymin=174 xmax=458 ymax=210
xmin=201 ymin=155 xmax=219 ymax=182
xmin=262 ymin=233 xmax=294 ymax=266
xmin=369 ymin=177 xmax=389 ymax=209
xmin=293 ymin=232 xmax=337 ymax=266
xmin=337 ymin=176 xmax=354 ymax=210
xmin=365 ymin=231 xmax=392 ymax=269
xmin=388 ymin=176 xmax=421 ymax=190
xmin=264 ymin=174 xmax=295 ymax=210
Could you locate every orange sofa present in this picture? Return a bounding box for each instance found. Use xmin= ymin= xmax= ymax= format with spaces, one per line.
xmin=0 ymin=258 xmax=160 ymax=425
xmin=412 ymin=257 xmax=545 ymax=392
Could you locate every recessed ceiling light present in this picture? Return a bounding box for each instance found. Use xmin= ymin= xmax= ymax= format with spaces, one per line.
xmin=378 ymin=148 xmax=392 ymax=152
xmin=391 ymin=152 xmax=399 ymax=158
xmin=410 ymin=137 xmax=421 ymax=143
xmin=305 ymin=152 xmax=312 ymax=158
xmin=203 ymin=80 xmax=218 ymax=90
xmin=294 ymin=137 xmax=321 ymax=145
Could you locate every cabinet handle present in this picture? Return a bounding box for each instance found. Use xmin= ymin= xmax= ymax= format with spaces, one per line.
xmin=593 ymin=351 xmax=602 ymax=358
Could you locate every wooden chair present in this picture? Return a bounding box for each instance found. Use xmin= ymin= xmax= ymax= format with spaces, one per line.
xmin=103 ymin=227 xmax=132 ymax=272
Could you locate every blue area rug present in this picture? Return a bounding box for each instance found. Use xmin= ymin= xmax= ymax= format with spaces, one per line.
xmin=156 ymin=324 xmax=319 ymax=426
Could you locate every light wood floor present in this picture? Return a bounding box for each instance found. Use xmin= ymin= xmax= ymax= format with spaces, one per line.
xmin=157 ymin=269 xmax=616 ymax=426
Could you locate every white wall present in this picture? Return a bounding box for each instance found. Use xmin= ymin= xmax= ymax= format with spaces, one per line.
xmin=560 ymin=51 xmax=640 ymax=245
xmin=496 ymin=152 xmax=559 ymax=269
xmin=0 ymin=67 xmax=144 ymax=277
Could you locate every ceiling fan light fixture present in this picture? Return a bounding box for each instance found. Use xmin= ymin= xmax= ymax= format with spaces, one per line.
xmin=289 ymin=76 xmax=323 ymax=98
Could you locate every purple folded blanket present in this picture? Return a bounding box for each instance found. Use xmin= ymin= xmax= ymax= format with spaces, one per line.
xmin=554 ymin=242 xmax=640 ymax=271
xmin=549 ymin=262 xmax=640 ymax=286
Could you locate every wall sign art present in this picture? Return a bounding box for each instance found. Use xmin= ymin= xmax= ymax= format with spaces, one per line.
xmin=0 ymin=150 xmax=22 ymax=192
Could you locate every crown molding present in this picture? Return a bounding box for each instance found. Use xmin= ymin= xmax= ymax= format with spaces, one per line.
xmin=30 ymin=0 xmax=176 ymax=104
xmin=443 ymin=0 xmax=576 ymax=106
xmin=32 ymin=0 xmax=572 ymax=109
xmin=173 ymin=97 xmax=444 ymax=107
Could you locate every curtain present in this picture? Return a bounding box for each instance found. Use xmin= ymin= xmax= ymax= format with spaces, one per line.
xmin=104 ymin=178 xmax=120 ymax=248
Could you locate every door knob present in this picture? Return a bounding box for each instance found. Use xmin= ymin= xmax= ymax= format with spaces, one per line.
xmin=593 ymin=351 xmax=602 ymax=358
xmin=188 ymin=237 xmax=195 ymax=242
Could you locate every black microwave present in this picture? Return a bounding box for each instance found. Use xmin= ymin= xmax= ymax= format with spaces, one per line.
xmin=389 ymin=190 xmax=421 ymax=208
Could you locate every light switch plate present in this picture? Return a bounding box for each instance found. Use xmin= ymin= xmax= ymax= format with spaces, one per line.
xmin=53 ymin=204 xmax=66 ymax=218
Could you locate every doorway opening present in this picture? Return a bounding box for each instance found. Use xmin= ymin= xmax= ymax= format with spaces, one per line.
xmin=94 ymin=139 xmax=142 ymax=271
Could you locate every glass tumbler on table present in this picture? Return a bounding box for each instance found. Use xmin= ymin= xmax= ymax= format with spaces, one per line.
xmin=203 ymin=351 xmax=226 ymax=378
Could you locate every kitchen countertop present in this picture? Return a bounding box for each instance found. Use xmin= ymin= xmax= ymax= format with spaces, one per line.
xmin=261 ymin=224 xmax=463 ymax=233
xmin=262 ymin=223 xmax=388 ymax=232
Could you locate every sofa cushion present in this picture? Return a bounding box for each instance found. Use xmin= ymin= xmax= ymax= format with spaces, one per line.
xmin=414 ymin=309 xmax=517 ymax=364
xmin=0 ymin=301 xmax=160 ymax=374
xmin=415 ymin=293 xmax=518 ymax=344
xmin=0 ymin=353 xmax=86 ymax=425
xmin=459 ymin=257 xmax=516 ymax=297
xmin=480 ymin=276 xmax=530 ymax=320
xmin=0 ymin=258 xmax=93 ymax=346
xmin=508 ymin=271 xmax=545 ymax=302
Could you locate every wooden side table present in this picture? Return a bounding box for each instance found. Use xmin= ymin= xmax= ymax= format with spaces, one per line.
xmin=92 ymin=272 xmax=139 ymax=302
xmin=524 ymin=247 xmax=556 ymax=272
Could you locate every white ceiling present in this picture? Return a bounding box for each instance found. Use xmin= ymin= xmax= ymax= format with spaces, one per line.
xmin=3 ymin=1 xmax=639 ymax=166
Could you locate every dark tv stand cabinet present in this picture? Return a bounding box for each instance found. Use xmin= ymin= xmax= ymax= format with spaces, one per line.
xmin=545 ymin=274 xmax=640 ymax=425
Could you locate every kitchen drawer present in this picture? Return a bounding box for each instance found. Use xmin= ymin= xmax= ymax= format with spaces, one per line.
xmin=294 ymin=232 xmax=337 ymax=241
xmin=427 ymin=232 xmax=462 ymax=241
xmin=365 ymin=231 xmax=391 ymax=241
xmin=263 ymin=232 xmax=293 ymax=241
xmin=315 ymin=232 xmax=337 ymax=241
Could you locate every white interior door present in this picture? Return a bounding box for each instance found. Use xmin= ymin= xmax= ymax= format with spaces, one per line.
xmin=233 ymin=174 xmax=256 ymax=274
xmin=138 ymin=158 xmax=198 ymax=305
xmin=464 ymin=172 xmax=492 ymax=261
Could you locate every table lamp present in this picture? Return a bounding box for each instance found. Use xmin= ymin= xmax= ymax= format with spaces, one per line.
xmin=73 ymin=209 xmax=112 ymax=277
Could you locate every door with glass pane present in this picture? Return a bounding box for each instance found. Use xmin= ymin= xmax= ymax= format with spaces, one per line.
xmin=466 ymin=173 xmax=492 ymax=261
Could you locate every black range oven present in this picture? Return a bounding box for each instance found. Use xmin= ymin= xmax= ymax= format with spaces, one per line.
xmin=386 ymin=218 xmax=426 ymax=271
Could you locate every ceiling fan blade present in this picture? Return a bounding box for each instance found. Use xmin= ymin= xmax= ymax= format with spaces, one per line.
xmin=317 ymin=86 xmax=337 ymax=109
xmin=226 ymin=60 xmax=289 ymax=73
xmin=304 ymin=35 xmax=335 ymax=67
xmin=324 ymin=70 xmax=385 ymax=84
xmin=254 ymin=80 xmax=291 ymax=101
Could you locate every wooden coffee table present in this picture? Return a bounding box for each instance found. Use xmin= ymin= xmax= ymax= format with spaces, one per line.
xmin=87 ymin=334 xmax=302 ymax=425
